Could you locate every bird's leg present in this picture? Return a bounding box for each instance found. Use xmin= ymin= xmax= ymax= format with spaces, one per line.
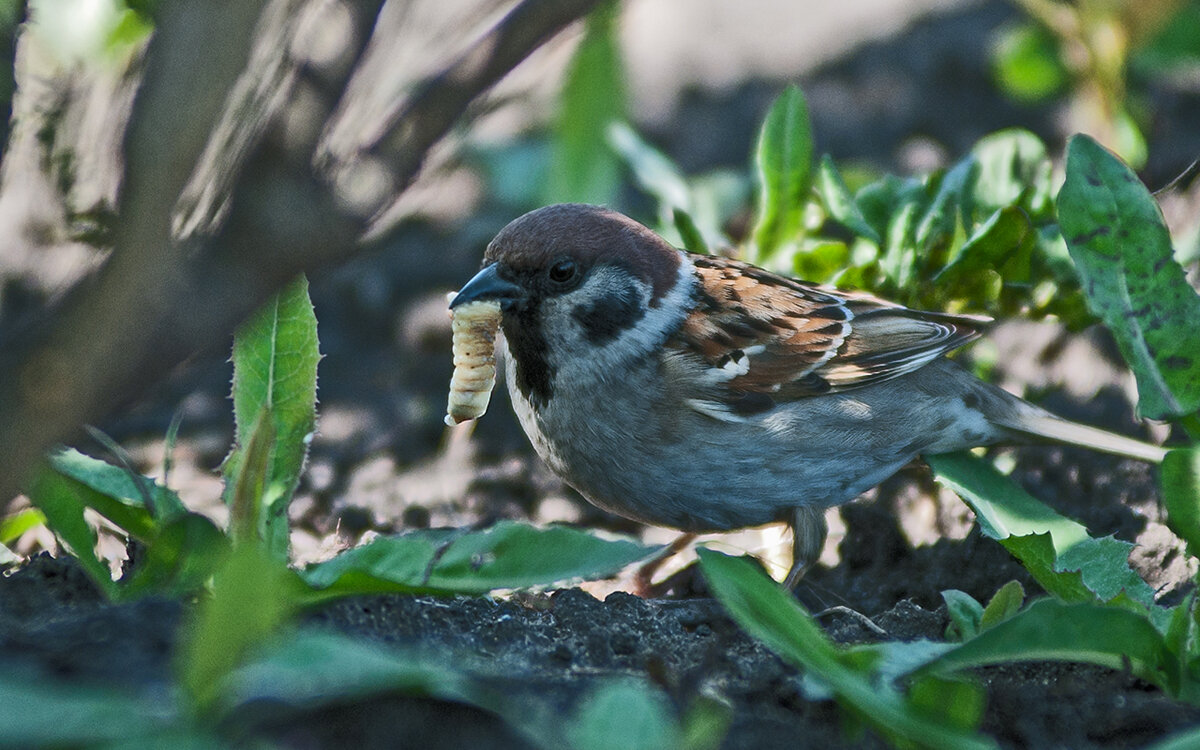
xmin=633 ymin=532 xmax=697 ymax=597
xmin=783 ymin=506 xmax=828 ymax=589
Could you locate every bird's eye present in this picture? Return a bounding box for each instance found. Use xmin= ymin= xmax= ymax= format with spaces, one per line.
xmin=547 ymin=258 xmax=578 ymax=286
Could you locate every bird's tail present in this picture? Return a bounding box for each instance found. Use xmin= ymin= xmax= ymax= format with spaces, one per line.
xmin=1000 ymin=403 xmax=1167 ymax=464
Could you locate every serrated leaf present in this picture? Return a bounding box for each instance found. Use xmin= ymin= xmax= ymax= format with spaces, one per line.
xmin=225 ymin=275 xmax=320 ymax=556
xmin=1163 ymin=448 xmax=1200 ymax=556
xmin=300 ymin=522 xmax=660 ymax=598
xmin=1057 ymin=135 xmax=1200 ymax=419
xmin=929 ymin=452 xmax=1161 ymax=618
xmin=698 ymin=549 xmax=995 ymax=750
xmin=750 ymin=85 xmax=813 ymax=263
xmin=544 ymin=0 xmax=624 ymax=205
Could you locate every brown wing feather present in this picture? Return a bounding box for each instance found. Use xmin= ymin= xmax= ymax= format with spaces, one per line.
xmin=669 ymin=254 xmax=987 ymax=407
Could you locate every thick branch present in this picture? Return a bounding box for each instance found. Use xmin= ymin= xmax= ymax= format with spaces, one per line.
xmin=0 ymin=0 xmax=599 ymax=510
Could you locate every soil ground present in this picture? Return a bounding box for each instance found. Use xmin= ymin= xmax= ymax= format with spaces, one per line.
xmin=3 ymin=1 xmax=1200 ymax=747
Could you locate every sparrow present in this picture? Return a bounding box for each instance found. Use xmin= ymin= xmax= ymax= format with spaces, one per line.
xmin=450 ymin=203 xmax=1167 ymax=587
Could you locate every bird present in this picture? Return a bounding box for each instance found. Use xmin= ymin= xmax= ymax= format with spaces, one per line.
xmin=449 ymin=203 xmax=1167 ymax=588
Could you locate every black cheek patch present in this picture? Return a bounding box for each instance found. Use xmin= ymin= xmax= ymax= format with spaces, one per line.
xmin=571 ymin=285 xmax=645 ymax=345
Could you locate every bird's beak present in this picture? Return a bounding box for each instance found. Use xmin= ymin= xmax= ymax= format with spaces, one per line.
xmin=449 ymin=263 xmax=524 ymax=311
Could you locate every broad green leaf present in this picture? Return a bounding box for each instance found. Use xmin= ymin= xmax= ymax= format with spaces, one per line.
xmin=124 ymin=513 xmax=228 ymax=598
xmin=0 ymin=507 xmax=45 ymax=545
xmin=176 ymin=542 xmax=302 ymax=712
xmin=698 ymin=550 xmax=995 ymax=750
xmin=567 ymin=680 xmax=681 ymax=750
xmin=914 ymin=157 xmax=975 ymax=251
xmin=791 ymin=240 xmax=850 ymax=285
xmin=300 ymin=522 xmax=659 ymax=598
xmin=544 ymin=0 xmax=624 ymax=205
xmin=1163 ymin=448 xmax=1200 ymax=556
xmin=224 ymin=275 xmax=320 ymax=556
xmin=935 ymin=206 xmax=1035 ymax=297
xmin=916 ymin=599 xmax=1169 ymax=690
xmin=815 ymin=155 xmax=879 ymax=243
xmin=1149 ymin=724 xmax=1200 ymax=750
xmin=26 ymin=468 xmax=118 ymax=598
xmin=216 ymin=630 xmax=566 ymax=750
xmin=44 ymin=449 xmax=159 ymax=539
xmin=750 ymin=85 xmax=813 ymax=263
xmin=679 ymin=693 xmax=733 ymax=750
xmin=929 ymin=452 xmax=1161 ymax=619
xmin=79 ymin=428 xmax=188 ymax=520
xmin=1057 ymin=135 xmax=1200 ymax=419
xmin=0 ymin=673 xmax=177 ymax=747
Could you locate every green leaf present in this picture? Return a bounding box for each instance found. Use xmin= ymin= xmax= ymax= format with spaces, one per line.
xmin=0 ymin=507 xmax=46 ymax=545
xmin=750 ymin=85 xmax=814 ymax=263
xmin=567 ymin=680 xmax=681 ymax=750
xmin=26 ymin=468 xmax=118 ymax=598
xmin=815 ymin=155 xmax=879 ymax=243
xmin=917 ymin=599 xmax=1170 ymax=690
xmin=791 ymin=240 xmax=850 ymax=285
xmin=971 ymin=129 xmax=1051 ymax=217
xmin=673 ymin=208 xmax=709 ymax=254
xmin=1057 ymin=135 xmax=1200 ymax=419
xmin=698 ymin=549 xmax=995 ymax=750
xmin=176 ymin=542 xmax=302 ymax=713
xmin=544 ymin=0 xmax=624 ymax=205
xmin=224 ymin=275 xmax=320 ymax=556
xmin=123 ymin=513 xmax=228 ymax=598
xmin=991 ymin=23 xmax=1069 ymax=104
xmin=942 ymin=589 xmax=985 ymax=641
xmin=300 ymin=522 xmax=660 ymax=598
xmin=679 ymin=693 xmax=733 ymax=750
xmin=928 ymin=452 xmax=1161 ymax=618
xmin=935 ymin=206 xmax=1035 ymax=298
xmin=980 ymin=580 xmax=1025 ymax=629
xmin=0 ymin=672 xmax=177 ymax=747
xmin=45 ymin=448 xmax=162 ymax=539
xmin=1163 ymin=448 xmax=1200 ymax=556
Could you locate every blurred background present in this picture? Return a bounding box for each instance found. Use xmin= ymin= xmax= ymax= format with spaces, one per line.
xmin=1 ymin=0 xmax=1197 ymax=581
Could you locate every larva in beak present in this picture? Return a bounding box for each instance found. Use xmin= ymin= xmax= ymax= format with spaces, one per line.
xmin=444 ymin=298 xmax=502 ymax=426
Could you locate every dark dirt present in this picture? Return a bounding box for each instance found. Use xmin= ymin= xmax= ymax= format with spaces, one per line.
xmin=5 ymin=0 xmax=1200 ymax=747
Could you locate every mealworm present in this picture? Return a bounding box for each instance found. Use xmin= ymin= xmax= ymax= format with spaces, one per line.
xmin=444 ymin=298 xmax=502 ymax=426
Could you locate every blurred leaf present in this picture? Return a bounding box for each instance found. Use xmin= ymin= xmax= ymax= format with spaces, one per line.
xmin=1136 ymin=3 xmax=1200 ymax=71
xmin=914 ymin=158 xmax=975 ymax=251
xmin=815 ymin=155 xmax=879 ymax=243
xmin=27 ymin=468 xmax=119 ymax=598
xmin=680 ymin=693 xmax=733 ymax=750
xmin=567 ymin=680 xmax=681 ymax=750
xmin=991 ymin=23 xmax=1068 ymax=103
xmin=300 ymin=522 xmax=660 ymax=598
xmin=942 ymin=589 xmax=985 ymax=641
xmin=177 ymin=541 xmax=301 ymax=713
xmin=0 ymin=507 xmax=45 ymax=545
xmin=1163 ymin=448 xmax=1200 ymax=557
xmin=750 ymin=85 xmax=813 ymax=263
xmin=224 ymin=275 xmax=320 ymax=556
xmin=124 ymin=512 xmax=228 ymax=598
xmin=698 ymin=549 xmax=994 ymax=749
xmin=906 ymin=673 xmax=985 ymax=732
xmin=1058 ymin=135 xmax=1200 ymax=419
xmin=0 ymin=671 xmax=178 ymax=747
xmin=673 ymin=208 xmax=709 ymax=254
xmin=971 ymin=129 xmax=1051 ymax=217
xmin=50 ymin=446 xmax=184 ymax=527
xmin=544 ymin=0 xmax=624 ymax=205
xmin=935 ymin=206 xmax=1035 ymax=304
xmin=792 ymin=240 xmax=850 ymax=284
xmin=1150 ymin=724 xmax=1200 ymax=750
xmin=608 ymin=121 xmax=690 ymax=209
xmin=916 ymin=599 xmax=1170 ymax=691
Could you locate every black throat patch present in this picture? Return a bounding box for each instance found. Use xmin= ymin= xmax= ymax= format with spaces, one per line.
xmin=571 ymin=285 xmax=645 ymax=345
xmin=504 ymin=304 xmax=554 ymax=408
